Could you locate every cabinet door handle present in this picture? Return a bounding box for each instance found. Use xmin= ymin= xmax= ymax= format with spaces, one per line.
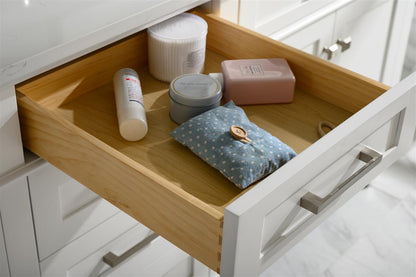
xmin=322 ymin=43 xmax=339 ymax=60
xmin=102 ymin=232 xmax=159 ymax=268
xmin=336 ymin=36 xmax=352 ymax=52
xmin=300 ymin=146 xmax=382 ymax=214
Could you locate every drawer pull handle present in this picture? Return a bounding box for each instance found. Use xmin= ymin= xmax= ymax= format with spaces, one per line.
xmin=336 ymin=36 xmax=352 ymax=52
xmin=102 ymin=232 xmax=159 ymax=267
xmin=322 ymin=43 xmax=339 ymax=60
xmin=300 ymin=146 xmax=382 ymax=214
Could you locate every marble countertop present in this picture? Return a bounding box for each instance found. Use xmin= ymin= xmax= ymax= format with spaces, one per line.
xmin=0 ymin=0 xmax=208 ymax=88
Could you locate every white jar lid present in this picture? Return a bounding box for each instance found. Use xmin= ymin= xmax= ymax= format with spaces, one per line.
xmin=169 ymin=74 xmax=222 ymax=107
xmin=148 ymin=13 xmax=207 ymax=41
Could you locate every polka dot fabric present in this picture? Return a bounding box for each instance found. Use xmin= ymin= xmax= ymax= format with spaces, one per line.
xmin=170 ymin=101 xmax=297 ymax=189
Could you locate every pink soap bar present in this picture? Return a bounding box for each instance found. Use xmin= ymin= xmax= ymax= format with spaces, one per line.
xmin=221 ymin=58 xmax=295 ymax=105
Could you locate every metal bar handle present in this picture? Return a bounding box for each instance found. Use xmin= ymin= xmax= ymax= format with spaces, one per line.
xmin=300 ymin=146 xmax=382 ymax=214
xmin=322 ymin=43 xmax=339 ymax=60
xmin=103 ymin=232 xmax=159 ymax=268
xmin=336 ymin=36 xmax=352 ymax=52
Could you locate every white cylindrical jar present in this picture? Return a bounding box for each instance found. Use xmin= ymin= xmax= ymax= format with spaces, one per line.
xmin=147 ymin=13 xmax=208 ymax=82
xmin=113 ymin=68 xmax=148 ymax=141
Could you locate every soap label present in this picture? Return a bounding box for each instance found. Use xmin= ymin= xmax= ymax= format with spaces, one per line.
xmin=125 ymin=76 xmax=144 ymax=106
xmin=240 ymin=64 xmax=264 ymax=76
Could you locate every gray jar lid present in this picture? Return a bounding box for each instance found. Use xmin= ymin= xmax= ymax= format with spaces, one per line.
xmin=169 ymin=74 xmax=222 ymax=107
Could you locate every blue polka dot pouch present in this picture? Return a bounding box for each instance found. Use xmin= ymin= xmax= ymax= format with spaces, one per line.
xmin=170 ymin=101 xmax=297 ymax=189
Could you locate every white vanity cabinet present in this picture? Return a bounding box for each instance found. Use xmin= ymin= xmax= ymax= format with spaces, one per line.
xmin=1 ymin=1 xmax=416 ymax=277
xmin=15 ymin=11 xmax=416 ymax=276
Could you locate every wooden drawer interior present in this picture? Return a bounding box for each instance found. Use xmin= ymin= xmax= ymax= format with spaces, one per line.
xmin=15 ymin=12 xmax=389 ymax=272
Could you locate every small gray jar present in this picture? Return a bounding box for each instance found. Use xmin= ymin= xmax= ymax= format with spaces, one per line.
xmin=169 ymin=74 xmax=222 ymax=124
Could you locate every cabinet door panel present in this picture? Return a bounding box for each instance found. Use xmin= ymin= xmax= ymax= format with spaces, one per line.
xmin=0 ymin=176 xmax=39 ymax=276
xmin=333 ymin=0 xmax=394 ymax=80
xmin=28 ymin=163 xmax=121 ymax=260
xmin=39 ymin=212 xmax=139 ymax=276
xmin=66 ymin=227 xmax=188 ymax=277
xmin=0 ymin=85 xmax=24 ymax=175
xmin=276 ymin=13 xmax=335 ymax=58
xmin=239 ymin=0 xmax=333 ymax=35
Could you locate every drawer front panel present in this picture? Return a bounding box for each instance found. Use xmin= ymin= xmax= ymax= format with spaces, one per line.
xmin=40 ymin=211 xmax=139 ymax=276
xmin=28 ymin=163 xmax=120 ymax=260
xmin=66 ymin=229 xmax=189 ymax=277
xmin=239 ymin=0 xmax=334 ymax=35
xmin=275 ymin=13 xmax=336 ymax=58
xmin=261 ymin=111 xmax=401 ymax=252
xmin=221 ymin=73 xmax=416 ymax=276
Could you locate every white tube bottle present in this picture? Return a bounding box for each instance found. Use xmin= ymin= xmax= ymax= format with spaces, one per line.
xmin=113 ymin=68 xmax=148 ymax=141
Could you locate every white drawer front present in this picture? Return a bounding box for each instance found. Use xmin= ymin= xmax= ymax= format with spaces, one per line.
xmin=0 ymin=175 xmax=40 ymax=276
xmin=67 ymin=228 xmax=189 ymax=277
xmin=40 ymin=211 xmax=139 ymax=276
xmin=28 ymin=163 xmax=120 ymax=260
xmin=260 ymin=112 xmax=401 ymax=253
xmin=221 ymin=73 xmax=416 ymax=276
xmin=239 ymin=0 xmax=334 ymax=36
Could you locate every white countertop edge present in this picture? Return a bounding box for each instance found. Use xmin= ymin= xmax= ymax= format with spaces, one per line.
xmin=1 ymin=0 xmax=209 ymax=88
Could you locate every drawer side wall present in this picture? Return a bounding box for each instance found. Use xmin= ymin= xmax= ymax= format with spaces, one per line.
xmin=199 ymin=12 xmax=389 ymax=113
xmin=17 ymin=32 xmax=149 ymax=109
xmin=16 ymin=93 xmax=223 ymax=272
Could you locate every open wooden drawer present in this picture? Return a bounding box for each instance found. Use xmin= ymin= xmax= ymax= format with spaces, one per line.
xmin=16 ymin=12 xmax=416 ymax=276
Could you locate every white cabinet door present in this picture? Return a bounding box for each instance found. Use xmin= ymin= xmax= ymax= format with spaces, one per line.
xmin=332 ymin=0 xmax=394 ymax=80
xmin=0 ymin=176 xmax=39 ymax=277
xmin=68 ymin=231 xmax=188 ymax=277
xmin=237 ymin=0 xmax=333 ymax=35
xmin=382 ymin=0 xmax=416 ymax=85
xmin=28 ymin=163 xmax=121 ymax=261
xmin=40 ymin=213 xmax=139 ymax=277
xmin=0 ymin=213 xmax=9 ymax=277
xmin=270 ymin=0 xmax=395 ymax=82
xmin=220 ymin=72 xmax=416 ymax=276
xmin=276 ymin=13 xmax=336 ymax=58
